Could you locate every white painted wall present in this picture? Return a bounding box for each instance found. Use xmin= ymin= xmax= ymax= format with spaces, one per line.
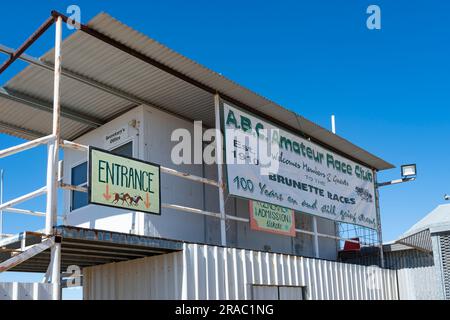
xmin=64 ymin=104 xmax=339 ymax=258
xmin=141 ymin=108 xmax=205 ymax=242
xmin=64 ymin=106 xmax=145 ymax=234
xmin=83 ymin=243 xmax=399 ymax=300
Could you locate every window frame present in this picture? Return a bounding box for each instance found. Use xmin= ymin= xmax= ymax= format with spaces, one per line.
xmin=69 ymin=138 xmax=135 ymax=212
xmin=70 ymin=159 xmax=89 ymax=212
xmin=109 ymin=140 xmax=134 ymax=157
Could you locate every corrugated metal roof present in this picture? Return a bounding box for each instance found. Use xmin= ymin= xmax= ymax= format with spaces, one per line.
xmin=0 ymin=95 xmax=90 ymax=139
xmin=394 ymin=204 xmax=450 ymax=253
xmin=383 ymin=242 xmax=415 ymax=252
xmin=0 ymin=12 xmax=394 ymax=170
xmin=403 ymin=204 xmax=450 ymax=237
xmin=396 ymin=229 xmax=433 ymax=252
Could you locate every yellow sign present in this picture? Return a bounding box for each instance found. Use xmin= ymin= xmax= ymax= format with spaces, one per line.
xmin=249 ymin=201 xmax=295 ymax=237
xmin=89 ymin=147 xmax=161 ymax=215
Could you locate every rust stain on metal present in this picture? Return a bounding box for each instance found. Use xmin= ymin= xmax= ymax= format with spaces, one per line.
xmin=0 ymin=16 xmax=55 ymax=75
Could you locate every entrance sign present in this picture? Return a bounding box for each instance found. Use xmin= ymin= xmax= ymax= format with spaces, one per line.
xmin=89 ymin=147 xmax=161 ymax=215
xmin=249 ymin=201 xmax=295 ymax=237
xmin=223 ymin=103 xmax=378 ymax=229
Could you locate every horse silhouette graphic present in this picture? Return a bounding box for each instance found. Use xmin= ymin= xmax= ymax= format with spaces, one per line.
xmin=112 ymin=193 xmax=132 ymax=205
xmin=111 ymin=193 xmax=144 ymax=207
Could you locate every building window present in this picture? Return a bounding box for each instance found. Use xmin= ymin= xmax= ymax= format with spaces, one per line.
xmin=71 ymin=162 xmax=88 ymax=211
xmin=111 ymin=141 xmax=133 ymax=157
xmin=70 ymin=141 xmax=133 ymax=211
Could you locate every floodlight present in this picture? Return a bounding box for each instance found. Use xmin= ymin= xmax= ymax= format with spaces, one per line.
xmin=401 ymin=164 xmax=417 ymax=178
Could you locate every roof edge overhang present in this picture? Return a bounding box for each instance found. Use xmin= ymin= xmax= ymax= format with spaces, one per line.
xmin=0 ymin=10 xmax=395 ymax=171
xmin=395 ymin=228 xmax=433 ymax=253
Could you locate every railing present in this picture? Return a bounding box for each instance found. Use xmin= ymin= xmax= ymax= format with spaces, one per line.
xmin=0 ymin=187 xmax=47 ymax=213
xmin=0 ymin=134 xmax=360 ymax=244
xmin=60 ymin=140 xmax=359 ymax=245
xmin=0 ymin=133 xmax=63 ymax=301
xmin=0 ymin=135 xmax=55 ymax=159
xmin=0 ymin=136 xmax=58 ymax=238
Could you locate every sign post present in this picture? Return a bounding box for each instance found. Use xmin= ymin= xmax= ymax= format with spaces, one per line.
xmin=374 ymin=171 xmax=385 ymax=268
xmin=46 ymin=16 xmax=62 ymax=300
xmin=214 ymin=94 xmax=227 ymax=246
xmin=89 ymin=147 xmax=161 ymax=215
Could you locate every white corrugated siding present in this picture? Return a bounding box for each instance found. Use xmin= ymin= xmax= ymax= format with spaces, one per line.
xmin=83 ymin=243 xmax=398 ymax=300
xmin=0 ymin=282 xmax=54 ymax=300
xmin=397 ymin=266 xmax=443 ymax=300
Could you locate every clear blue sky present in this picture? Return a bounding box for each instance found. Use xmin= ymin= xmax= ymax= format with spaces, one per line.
xmin=0 ymin=0 xmax=449 ymax=296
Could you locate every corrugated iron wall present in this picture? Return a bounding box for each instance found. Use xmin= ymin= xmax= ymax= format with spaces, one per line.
xmin=83 ymin=243 xmax=398 ymax=300
xmin=397 ymin=266 xmax=442 ymax=300
xmin=438 ymin=233 xmax=450 ymax=299
xmin=0 ymin=282 xmax=54 ymax=300
xmin=385 ymin=248 xmax=434 ymax=269
xmin=385 ymin=248 xmax=442 ymax=300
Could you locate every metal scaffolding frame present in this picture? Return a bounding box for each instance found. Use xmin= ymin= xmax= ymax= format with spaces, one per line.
xmin=0 ymin=10 xmax=384 ymax=299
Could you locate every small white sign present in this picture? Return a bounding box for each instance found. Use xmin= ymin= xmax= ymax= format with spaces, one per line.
xmin=104 ymin=126 xmax=128 ymax=149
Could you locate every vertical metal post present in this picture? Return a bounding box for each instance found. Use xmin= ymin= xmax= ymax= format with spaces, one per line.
xmin=330 ymin=115 xmax=340 ymax=254
xmin=45 ymin=16 xmax=62 ymax=235
xmin=331 ymin=114 xmax=336 ymax=134
xmin=51 ymin=241 xmax=61 ymax=300
xmin=214 ymin=94 xmax=227 ymax=246
xmin=374 ymin=171 xmax=385 ymax=268
xmin=46 ymin=16 xmax=63 ymax=300
xmin=312 ymin=216 xmax=320 ymax=258
xmin=0 ymin=169 xmax=3 ymax=238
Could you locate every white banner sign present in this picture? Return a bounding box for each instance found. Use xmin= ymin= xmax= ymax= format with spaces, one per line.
xmin=223 ymin=103 xmax=378 ymax=229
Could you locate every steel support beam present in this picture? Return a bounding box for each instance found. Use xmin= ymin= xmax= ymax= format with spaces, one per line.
xmin=0 ymin=44 xmax=144 ymax=108
xmin=162 ymin=203 xmax=221 ymax=219
xmin=49 ymin=10 xmax=379 ymax=171
xmin=0 ymin=11 xmax=383 ymax=170
xmin=46 ymin=16 xmax=63 ymax=300
xmin=214 ymin=94 xmax=227 ymax=246
xmin=0 ymin=237 xmax=54 ymax=273
xmin=376 ymin=177 xmax=416 ymax=188
xmin=45 ymin=16 xmax=62 ymax=235
xmin=3 ymin=207 xmax=46 ymax=218
xmin=0 ymin=44 xmax=191 ymax=129
xmin=312 ymin=216 xmax=320 ymax=258
xmin=50 ymin=242 xmax=61 ymax=300
xmin=374 ymin=172 xmax=385 ymax=268
xmin=0 ymin=87 xmax=102 ymax=128
xmin=0 ymin=170 xmax=3 ymax=241
xmin=0 ymin=187 xmax=47 ymax=212
xmin=0 ymin=16 xmax=55 ymax=75
xmin=0 ymin=121 xmax=45 ymax=139
xmin=0 ymin=135 xmax=55 ymax=159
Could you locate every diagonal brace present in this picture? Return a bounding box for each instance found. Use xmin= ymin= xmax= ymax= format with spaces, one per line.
xmin=0 ymin=237 xmax=54 ymax=273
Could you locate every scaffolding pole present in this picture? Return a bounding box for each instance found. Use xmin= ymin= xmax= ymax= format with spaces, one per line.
xmin=45 ymin=16 xmax=62 ymax=300
xmin=0 ymin=170 xmax=3 ymax=238
xmin=374 ymin=171 xmax=385 ymax=268
xmin=312 ymin=216 xmax=320 ymax=258
xmin=214 ymin=94 xmax=227 ymax=246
